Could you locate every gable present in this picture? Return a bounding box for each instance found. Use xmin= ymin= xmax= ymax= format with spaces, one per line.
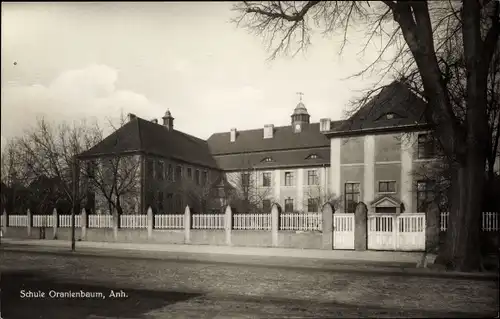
xmin=371 ymin=195 xmax=401 ymax=208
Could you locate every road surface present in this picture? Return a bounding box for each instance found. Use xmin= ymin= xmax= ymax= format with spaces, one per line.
xmin=0 ymin=250 xmax=498 ymax=318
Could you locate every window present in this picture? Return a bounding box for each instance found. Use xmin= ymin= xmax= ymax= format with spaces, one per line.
xmin=262 ymin=157 xmax=273 ymax=163
xmin=262 ymin=172 xmax=271 ymax=187
xmin=176 ymin=166 xmax=182 ymax=180
xmin=378 ymin=181 xmax=396 ymax=193
xmin=168 ymin=164 xmax=173 ymax=181
xmin=284 ymin=198 xmax=294 ymax=213
xmin=307 ymin=198 xmax=320 ymax=212
xmin=147 ymin=159 xmax=154 ymax=178
xmin=375 ymin=207 xmax=397 ymax=214
xmin=175 ymin=195 xmax=183 ymax=212
xmin=201 ymin=171 xmax=208 ymax=185
xmin=86 ymin=161 xmax=97 ymax=178
xmin=156 ymin=161 xmax=164 ymax=180
xmin=306 ymin=154 xmax=319 ymax=160
xmin=166 ymin=193 xmax=173 ymax=212
xmin=284 ymin=171 xmax=294 ymax=186
xmin=344 ymin=183 xmax=361 ymax=213
xmin=417 ymin=180 xmax=435 ymax=213
xmin=187 ymin=167 xmax=192 ymax=179
xmin=241 ymin=173 xmax=250 ymax=186
xmin=195 ymin=170 xmax=200 ymax=185
xmin=307 ymin=170 xmax=319 ymax=185
xmin=157 ymin=191 xmax=164 ymax=211
xmin=417 ymin=133 xmax=436 ymax=159
xmin=262 ymin=199 xmax=271 ymax=213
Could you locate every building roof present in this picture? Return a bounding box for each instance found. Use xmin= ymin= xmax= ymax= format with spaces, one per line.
xmin=78 ymin=117 xmax=218 ymax=169
xmin=212 ymin=147 xmax=330 ymax=171
xmin=207 ymin=123 xmax=332 ymax=156
xmin=326 ymin=81 xmax=429 ymax=137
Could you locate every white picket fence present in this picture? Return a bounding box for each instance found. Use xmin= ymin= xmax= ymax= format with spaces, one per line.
xmin=154 ymin=214 xmax=184 ymax=229
xmin=333 ymin=213 xmax=355 ymax=250
xmin=33 ymin=215 xmax=54 ymax=227
xmin=440 ymin=211 xmax=499 ymax=231
xmin=368 ymin=213 xmax=426 ymax=251
xmin=120 ymin=215 xmax=147 ymax=229
xmin=192 ymin=214 xmax=225 ymax=230
xmin=8 ymin=215 xmax=28 ymax=227
xmin=88 ymin=215 xmax=113 ymax=228
xmin=280 ymin=213 xmax=322 ymax=231
xmin=59 ymin=215 xmax=82 ymax=228
xmin=233 ymin=213 xmax=272 ymax=230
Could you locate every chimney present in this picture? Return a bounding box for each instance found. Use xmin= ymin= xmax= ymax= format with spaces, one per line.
xmin=151 ymin=119 xmax=158 ymax=124
xmin=320 ymin=118 xmax=331 ymax=132
xmin=230 ymin=128 xmax=237 ymax=142
xmin=128 ymin=113 xmax=137 ymax=122
xmin=263 ymin=124 xmax=274 ymax=139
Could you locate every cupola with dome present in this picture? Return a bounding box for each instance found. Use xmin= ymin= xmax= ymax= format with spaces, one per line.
xmin=291 ymin=92 xmax=310 ymax=133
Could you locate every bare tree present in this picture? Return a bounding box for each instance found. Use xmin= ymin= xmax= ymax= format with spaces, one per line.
xmin=180 ymin=178 xmax=221 ymax=214
xmin=233 ymin=0 xmax=499 ymax=271
xmin=225 ymin=169 xmax=275 ymax=214
xmin=303 ymin=184 xmax=342 ymax=213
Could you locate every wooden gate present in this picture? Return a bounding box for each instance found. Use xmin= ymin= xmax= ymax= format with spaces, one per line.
xmin=333 ymin=213 xmax=355 ymax=250
xmin=368 ymin=214 xmax=426 ymax=251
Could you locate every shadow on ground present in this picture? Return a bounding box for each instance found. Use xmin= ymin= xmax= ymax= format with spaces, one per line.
xmin=0 ymin=269 xmax=203 ymax=319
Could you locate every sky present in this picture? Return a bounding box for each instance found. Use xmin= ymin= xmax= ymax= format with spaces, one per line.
xmin=1 ymin=2 xmax=393 ymax=149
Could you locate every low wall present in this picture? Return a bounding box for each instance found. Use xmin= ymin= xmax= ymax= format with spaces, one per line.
xmin=56 ymin=228 xmax=83 ymax=241
xmin=85 ymin=228 xmax=116 ymax=242
xmin=278 ymin=231 xmax=323 ymax=249
xmin=231 ymin=231 xmax=272 ymax=247
xmin=150 ymin=230 xmax=185 ymax=244
xmin=189 ymin=230 xmax=226 ymax=246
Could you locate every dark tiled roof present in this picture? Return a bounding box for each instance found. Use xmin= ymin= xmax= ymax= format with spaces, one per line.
xmin=207 ymin=123 xmax=331 ymax=155
xmin=328 ymin=81 xmax=428 ymax=136
xmin=213 ymin=148 xmax=330 ymax=171
xmin=78 ymin=118 xmax=218 ymax=169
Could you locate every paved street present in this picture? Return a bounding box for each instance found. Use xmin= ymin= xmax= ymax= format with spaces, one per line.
xmin=1 ymin=250 xmax=498 ymax=318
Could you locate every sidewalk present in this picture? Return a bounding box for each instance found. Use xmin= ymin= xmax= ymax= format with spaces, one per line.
xmin=0 ymin=237 xmax=427 ymax=264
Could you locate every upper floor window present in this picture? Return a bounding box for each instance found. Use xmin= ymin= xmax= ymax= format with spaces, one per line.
xmin=417 ymin=133 xmax=436 ymax=159
xmin=241 ymin=173 xmax=250 ymax=187
xmin=202 ymin=171 xmax=208 ymax=185
xmin=262 ymin=172 xmax=271 ymax=187
xmin=284 ymin=171 xmax=294 ymax=186
xmin=378 ymin=181 xmax=396 ymax=193
xmin=147 ymin=159 xmax=154 ymax=179
xmin=168 ymin=164 xmax=174 ymax=181
xmin=187 ymin=167 xmax=192 ymax=179
xmin=176 ymin=166 xmax=182 ymax=181
xmin=307 ymin=170 xmax=319 ymax=185
xmin=156 ymin=161 xmax=164 ymax=180
xmin=345 ymin=182 xmax=360 ymax=214
xmin=195 ymin=170 xmax=200 ymax=185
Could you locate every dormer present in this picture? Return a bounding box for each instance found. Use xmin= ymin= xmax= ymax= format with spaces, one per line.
xmin=261 ymin=157 xmax=274 ymax=163
xmin=305 ymin=153 xmax=320 ymax=160
xmin=377 ymin=112 xmax=403 ymax=121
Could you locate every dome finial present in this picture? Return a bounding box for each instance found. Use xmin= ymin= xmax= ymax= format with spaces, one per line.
xmin=296 ymin=91 xmax=304 ymax=102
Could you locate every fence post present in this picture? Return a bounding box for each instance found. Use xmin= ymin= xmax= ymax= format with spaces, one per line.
xmin=2 ymin=209 xmax=7 ymax=233
xmin=147 ymin=207 xmax=153 ymax=239
xmin=112 ymin=210 xmax=119 ymax=241
xmin=184 ymin=205 xmax=191 ymax=244
xmin=225 ymin=205 xmax=233 ymax=246
xmin=425 ymin=203 xmax=440 ymax=253
xmin=81 ymin=208 xmax=87 ymax=241
xmin=271 ymin=203 xmax=281 ymax=247
xmin=52 ymin=208 xmax=58 ymax=239
xmin=321 ymin=203 xmax=334 ymax=249
xmin=27 ymin=209 xmax=33 ymax=237
xmin=354 ymin=202 xmax=368 ymax=251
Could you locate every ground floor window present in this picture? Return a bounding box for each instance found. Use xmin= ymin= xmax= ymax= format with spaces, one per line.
xmin=344 ymin=183 xmax=360 ymax=213
xmin=284 ymin=198 xmax=294 ymax=213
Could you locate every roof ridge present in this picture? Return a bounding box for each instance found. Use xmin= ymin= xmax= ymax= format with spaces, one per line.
xmin=209 ymin=122 xmax=324 ymax=136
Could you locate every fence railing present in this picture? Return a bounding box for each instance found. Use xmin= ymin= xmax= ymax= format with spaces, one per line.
xmin=120 ymin=215 xmax=147 ymax=229
xmin=233 ymin=213 xmax=271 ymax=230
xmin=154 ymin=214 xmax=184 ymax=229
xmin=33 ymin=215 xmax=54 ymax=228
xmin=88 ymin=215 xmax=113 ymax=228
xmin=192 ymin=214 xmax=225 ymax=230
xmin=8 ymin=215 xmax=28 ymax=227
xmin=440 ymin=211 xmax=499 ymax=231
xmin=280 ymin=213 xmax=322 ymax=231
xmin=59 ymin=215 xmax=82 ymax=228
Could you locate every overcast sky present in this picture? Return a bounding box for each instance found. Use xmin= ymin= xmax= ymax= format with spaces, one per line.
xmin=1 ymin=2 xmax=393 ymax=148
